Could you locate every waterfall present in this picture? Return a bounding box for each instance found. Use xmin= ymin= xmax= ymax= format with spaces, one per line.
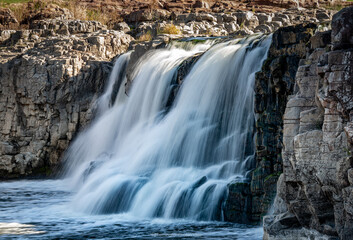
xmin=65 ymin=35 xmax=271 ymax=221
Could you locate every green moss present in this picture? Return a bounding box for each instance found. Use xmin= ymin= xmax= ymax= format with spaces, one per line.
xmin=33 ymin=165 xmax=52 ymax=177
xmin=264 ymin=172 xmax=282 ymax=182
xmin=189 ymin=39 xmax=207 ymax=44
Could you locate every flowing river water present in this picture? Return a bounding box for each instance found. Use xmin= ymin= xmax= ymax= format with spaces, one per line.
xmin=1 ymin=35 xmax=271 ymax=239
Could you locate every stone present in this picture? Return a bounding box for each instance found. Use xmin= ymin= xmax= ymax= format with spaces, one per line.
xmin=222 ymin=15 xmax=237 ymax=23
xmin=112 ymin=22 xmax=130 ymax=32
xmin=0 ymin=8 xmax=18 ymax=26
xmin=30 ymin=19 xmax=107 ymax=34
xmin=254 ymin=24 xmax=272 ymax=34
xmin=348 ymin=169 xmax=353 ymax=186
xmin=193 ymin=0 xmax=209 ymax=9
xmin=310 ymin=30 xmax=331 ymax=49
xmin=263 ymin=9 xmax=353 ymax=238
xmin=316 ymin=12 xmax=330 ymax=21
xmin=196 ymin=13 xmax=216 ymax=23
xmin=0 ymin=21 xmax=133 ymax=179
xmin=331 ymin=6 xmax=353 ymax=50
xmin=223 ymin=182 xmax=252 ymax=223
xmin=224 ymin=22 xmax=239 ymax=33
xmin=22 ymin=4 xmax=73 ymax=25
xmin=256 ymin=13 xmax=272 ymax=25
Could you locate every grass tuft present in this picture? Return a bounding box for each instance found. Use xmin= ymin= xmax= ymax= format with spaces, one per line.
xmin=137 ymin=31 xmax=153 ymax=42
xmin=158 ymin=24 xmax=181 ymax=35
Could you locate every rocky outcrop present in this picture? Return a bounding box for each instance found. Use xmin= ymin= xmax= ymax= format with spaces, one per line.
xmin=264 ymin=6 xmax=353 ymax=240
xmin=0 ymin=20 xmax=133 ymax=178
xmin=0 ymin=8 xmax=18 ymax=28
xmin=128 ymin=8 xmax=334 ymax=39
xmin=222 ymin=23 xmax=318 ymax=224
xmin=21 ymin=3 xmax=74 ymax=25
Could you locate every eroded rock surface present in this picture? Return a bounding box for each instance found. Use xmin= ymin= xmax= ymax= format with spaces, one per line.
xmin=223 ymin=22 xmax=318 ymax=223
xmin=264 ymin=6 xmax=353 ymax=240
xmin=0 ymin=20 xmax=133 ymax=178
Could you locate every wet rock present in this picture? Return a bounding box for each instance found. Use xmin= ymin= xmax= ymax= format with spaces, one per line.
xmin=224 ymin=182 xmax=252 ymax=223
xmin=250 ymin=23 xmax=317 ymax=222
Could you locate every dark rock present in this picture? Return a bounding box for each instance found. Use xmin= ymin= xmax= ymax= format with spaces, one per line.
xmin=0 ymin=8 xmax=18 ymax=27
xmin=245 ymin=23 xmax=318 ymax=223
xmin=331 ymin=6 xmax=353 ymax=50
xmin=193 ymin=0 xmax=210 ymax=9
xmin=263 ymin=6 xmax=353 ymax=239
xmin=224 ymin=182 xmax=252 ymax=223
xmin=310 ymin=30 xmax=331 ymax=49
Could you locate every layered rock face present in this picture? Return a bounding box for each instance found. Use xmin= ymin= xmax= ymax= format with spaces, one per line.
xmin=0 ymin=20 xmax=133 ymax=178
xmin=130 ymin=7 xmax=333 ymax=39
xmin=264 ymin=6 xmax=353 ymax=240
xmin=224 ymin=22 xmax=319 ymax=223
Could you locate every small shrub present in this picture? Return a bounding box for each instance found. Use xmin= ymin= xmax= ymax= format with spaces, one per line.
xmin=159 ymin=24 xmax=181 ymax=35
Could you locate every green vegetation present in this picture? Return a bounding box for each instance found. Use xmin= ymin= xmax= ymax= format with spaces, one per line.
xmin=322 ymin=4 xmax=345 ymax=11
xmin=189 ymin=39 xmax=207 ymax=44
xmin=343 ymin=147 xmax=352 ymax=157
xmin=264 ymin=172 xmax=282 ymax=182
xmin=1 ymin=0 xmax=30 ymax=4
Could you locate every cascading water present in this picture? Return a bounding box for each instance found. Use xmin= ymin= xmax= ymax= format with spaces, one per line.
xmin=64 ymin=35 xmax=271 ymax=221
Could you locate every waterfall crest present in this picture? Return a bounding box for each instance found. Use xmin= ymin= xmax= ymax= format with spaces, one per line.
xmin=65 ymin=35 xmax=271 ymax=221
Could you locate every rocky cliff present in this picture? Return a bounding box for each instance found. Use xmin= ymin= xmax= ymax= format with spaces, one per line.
xmin=0 ymin=2 xmax=352 ymax=238
xmin=224 ymin=21 xmax=321 ymax=223
xmin=0 ymin=20 xmax=132 ymax=178
xmin=264 ymin=6 xmax=353 ymax=240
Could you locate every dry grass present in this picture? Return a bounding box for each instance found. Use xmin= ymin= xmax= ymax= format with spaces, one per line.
xmin=137 ymin=31 xmax=152 ymax=42
xmin=60 ymin=1 xmax=88 ymax=20
xmin=7 ymin=4 xmax=26 ymax=23
xmin=158 ymin=23 xmax=181 ymax=35
xmin=59 ymin=0 xmax=120 ymax=25
xmin=1 ymin=0 xmax=116 ymax=26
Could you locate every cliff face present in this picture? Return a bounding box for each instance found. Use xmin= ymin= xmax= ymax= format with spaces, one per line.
xmin=264 ymin=6 xmax=353 ymax=240
xmin=0 ymin=20 xmax=133 ymax=178
xmin=224 ymin=22 xmax=319 ymax=223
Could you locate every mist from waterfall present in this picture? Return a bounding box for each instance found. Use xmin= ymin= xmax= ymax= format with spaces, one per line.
xmin=64 ymin=35 xmax=271 ymax=221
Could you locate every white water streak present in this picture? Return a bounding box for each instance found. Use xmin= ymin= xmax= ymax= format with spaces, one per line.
xmin=65 ymin=36 xmax=271 ymax=221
